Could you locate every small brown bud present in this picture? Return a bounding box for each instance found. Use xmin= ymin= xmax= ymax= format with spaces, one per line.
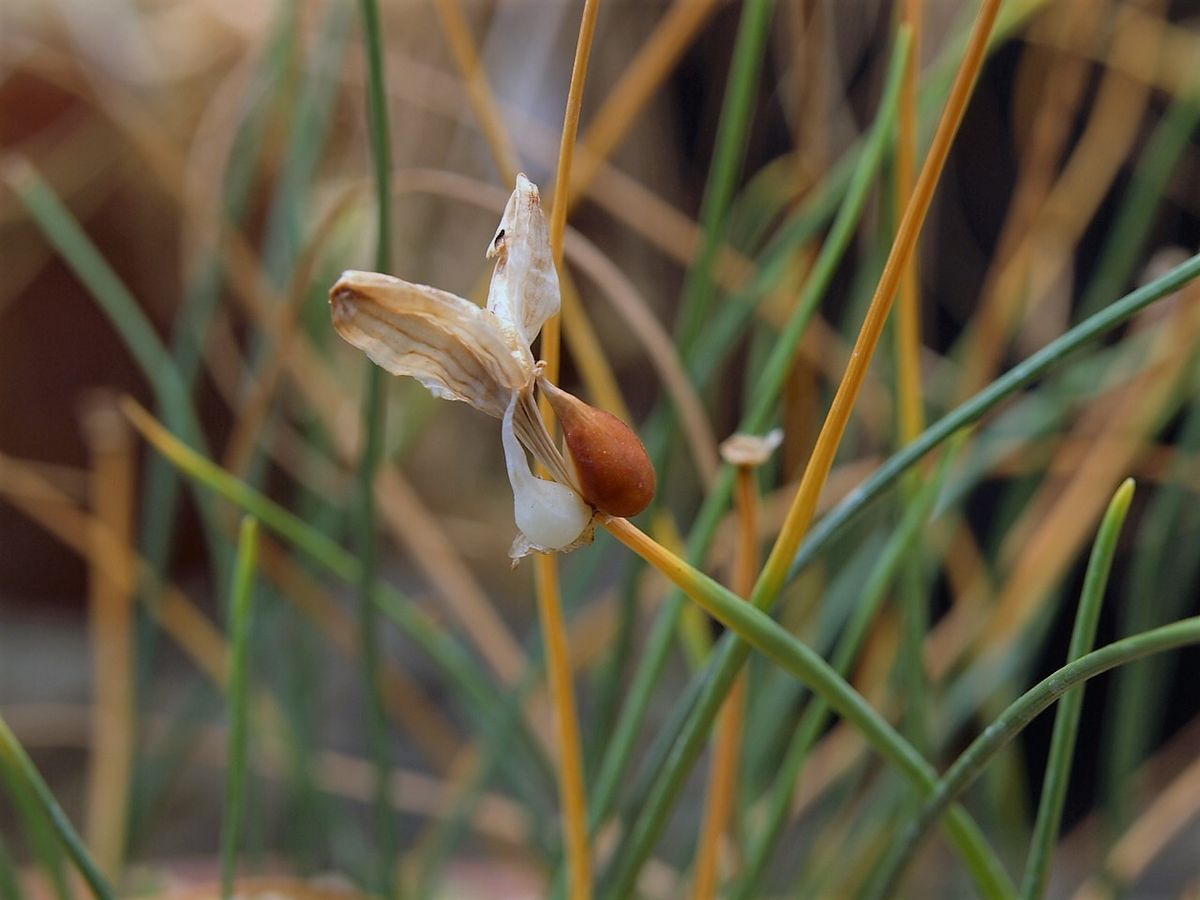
xmin=539 ymin=379 xmax=656 ymax=518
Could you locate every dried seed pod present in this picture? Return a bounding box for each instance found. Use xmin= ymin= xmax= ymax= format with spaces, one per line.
xmin=540 ymin=379 xmax=656 ymax=518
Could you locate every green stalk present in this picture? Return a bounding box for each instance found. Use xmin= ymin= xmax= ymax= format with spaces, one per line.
xmin=0 ymin=716 xmax=115 ymax=900
xmin=597 ymin=524 xmax=1013 ymax=900
xmin=135 ymin=5 xmax=296 ymax=615
xmin=1018 ymin=481 xmax=1135 ymax=899
xmin=674 ymin=0 xmax=775 ymax=355
xmin=1102 ymin=392 xmax=1200 ymax=833
xmin=731 ymin=439 xmax=962 ymax=900
xmin=869 ymin=614 xmax=1200 ymax=895
xmin=354 ymin=0 xmax=397 ymax=890
xmin=1076 ymin=76 xmax=1200 ymax=321
xmin=121 ymin=401 xmax=556 ymax=788
xmin=220 ymin=518 xmax=261 ymax=900
xmin=7 ymin=164 xmax=225 ymax=574
xmin=584 ymin=30 xmax=912 ymax=841
xmin=0 ymin=834 xmax=23 ymax=900
xmin=599 ymin=250 xmax=1200 ymax=897
xmin=0 ymin=755 xmax=69 ymax=900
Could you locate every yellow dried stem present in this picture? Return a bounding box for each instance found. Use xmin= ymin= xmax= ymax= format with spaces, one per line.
xmin=432 ymin=0 xmax=521 ymax=183
xmin=80 ymin=397 xmax=135 ymax=882
xmin=960 ymin=0 xmax=1154 ymax=395
xmin=692 ymin=462 xmax=761 ymax=899
xmin=539 ymin=4 xmax=605 ymax=897
xmin=534 ymin=552 xmax=593 ymax=900
xmin=982 ymin=287 xmax=1200 ymax=652
xmin=568 ymin=0 xmax=724 ymax=207
xmin=758 ymin=0 xmax=1005 ymax=600
xmin=1074 ymin=748 xmax=1200 ymax=899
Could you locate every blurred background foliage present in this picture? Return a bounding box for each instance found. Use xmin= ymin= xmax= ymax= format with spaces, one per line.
xmin=1 ymin=0 xmax=1199 ymax=897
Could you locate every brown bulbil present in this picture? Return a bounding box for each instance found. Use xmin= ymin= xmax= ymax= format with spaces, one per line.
xmin=540 ymin=379 xmax=656 ymax=518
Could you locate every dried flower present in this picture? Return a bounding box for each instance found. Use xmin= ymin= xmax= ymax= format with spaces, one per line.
xmin=719 ymin=429 xmax=783 ymax=468
xmin=330 ymin=174 xmax=653 ymax=561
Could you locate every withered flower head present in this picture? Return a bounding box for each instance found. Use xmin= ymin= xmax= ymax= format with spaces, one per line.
xmin=719 ymin=429 xmax=783 ymax=468
xmin=331 ymin=174 xmax=654 ymax=561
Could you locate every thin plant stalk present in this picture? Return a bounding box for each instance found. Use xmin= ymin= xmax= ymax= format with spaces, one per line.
xmin=674 ymin=0 xmax=774 ymax=356
xmin=1 ymin=161 xmax=225 ymax=572
xmin=569 ymin=0 xmax=724 ymax=207
xmin=595 ymin=11 xmax=1015 ymax=888
xmin=81 ymin=399 xmax=136 ymax=880
xmin=757 ymin=0 xmax=1002 ymax=603
xmin=892 ymin=0 xmax=931 ymax=755
xmin=692 ymin=462 xmax=761 ymax=899
xmin=580 ymin=27 xmax=912 ymax=854
xmin=220 ymin=517 xmax=260 ymax=900
xmin=870 ymin=613 xmax=1200 ymax=897
xmin=0 ymin=714 xmax=116 ymax=900
xmin=354 ymin=0 xmax=398 ymax=891
xmin=893 ymin=0 xmax=925 ymax=446
xmin=600 ymin=517 xmax=1014 ymax=900
xmin=534 ymin=554 xmax=593 ymax=900
xmin=116 ymin=397 xmax=556 ymax=787
xmin=732 ymin=440 xmax=963 ymax=900
xmin=537 ymin=3 xmax=604 ymax=897
xmin=1019 ymin=480 xmax=1135 ymax=899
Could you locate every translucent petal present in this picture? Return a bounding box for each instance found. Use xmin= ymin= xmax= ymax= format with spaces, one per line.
xmin=331 ymin=270 xmax=531 ymax=418
xmin=486 ymin=174 xmax=560 ymax=348
xmin=501 ymin=392 xmax=591 ymax=559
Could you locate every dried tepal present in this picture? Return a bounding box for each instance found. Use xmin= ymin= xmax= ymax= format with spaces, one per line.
xmin=330 ymin=174 xmax=655 ymax=562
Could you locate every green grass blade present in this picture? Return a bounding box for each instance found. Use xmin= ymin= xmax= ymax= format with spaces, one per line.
xmin=353 ymin=0 xmax=397 ymax=886
xmin=787 ymin=250 xmax=1200 ymax=583
xmin=0 ymin=716 xmax=115 ymax=900
xmin=1102 ymin=393 xmax=1200 ymax=831
xmin=873 ymin=614 xmax=1200 ymax=896
xmin=135 ymin=3 xmax=297 ymax=606
xmin=583 ymin=29 xmax=912 ymax=844
xmin=1018 ymin=481 xmax=1135 ymax=899
xmin=220 ymin=517 xmax=261 ymax=899
xmin=5 ymin=165 xmax=226 ymax=574
xmin=0 ymin=833 xmax=24 ymax=900
xmin=118 ymin=399 xmax=557 ymax=793
xmin=597 ymin=524 xmax=1014 ymax=900
xmin=732 ymin=439 xmax=962 ymax=900
xmin=0 ymin=755 xmax=70 ymax=900
xmin=1076 ymin=77 xmax=1200 ymax=321
xmin=599 ymin=238 xmax=1200 ymax=900
xmin=674 ymin=0 xmax=774 ymax=355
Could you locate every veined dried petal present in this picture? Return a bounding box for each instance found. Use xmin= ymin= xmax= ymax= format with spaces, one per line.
xmin=486 ymin=174 xmax=560 ymax=348
xmin=719 ymin=429 xmax=783 ymax=468
xmin=539 ymin=379 xmax=656 ymax=518
xmin=502 ymin=393 xmax=592 ymax=560
xmin=330 ymin=270 xmax=531 ymax=418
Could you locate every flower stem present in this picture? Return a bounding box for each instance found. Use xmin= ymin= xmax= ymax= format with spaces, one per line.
xmin=535 ymin=553 xmax=593 ymax=900
xmin=757 ymin=0 xmax=1004 ymax=604
xmin=692 ymin=466 xmax=759 ymax=898
xmin=0 ymin=715 xmax=115 ymax=900
xmin=536 ymin=4 xmax=604 ymax=897
xmin=354 ymin=0 xmax=397 ymax=888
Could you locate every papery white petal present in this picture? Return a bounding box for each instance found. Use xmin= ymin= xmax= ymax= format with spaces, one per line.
xmin=502 ymin=392 xmax=591 ymax=559
xmin=486 ymin=174 xmax=560 ymax=348
xmin=331 ymin=270 xmax=531 ymax=418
